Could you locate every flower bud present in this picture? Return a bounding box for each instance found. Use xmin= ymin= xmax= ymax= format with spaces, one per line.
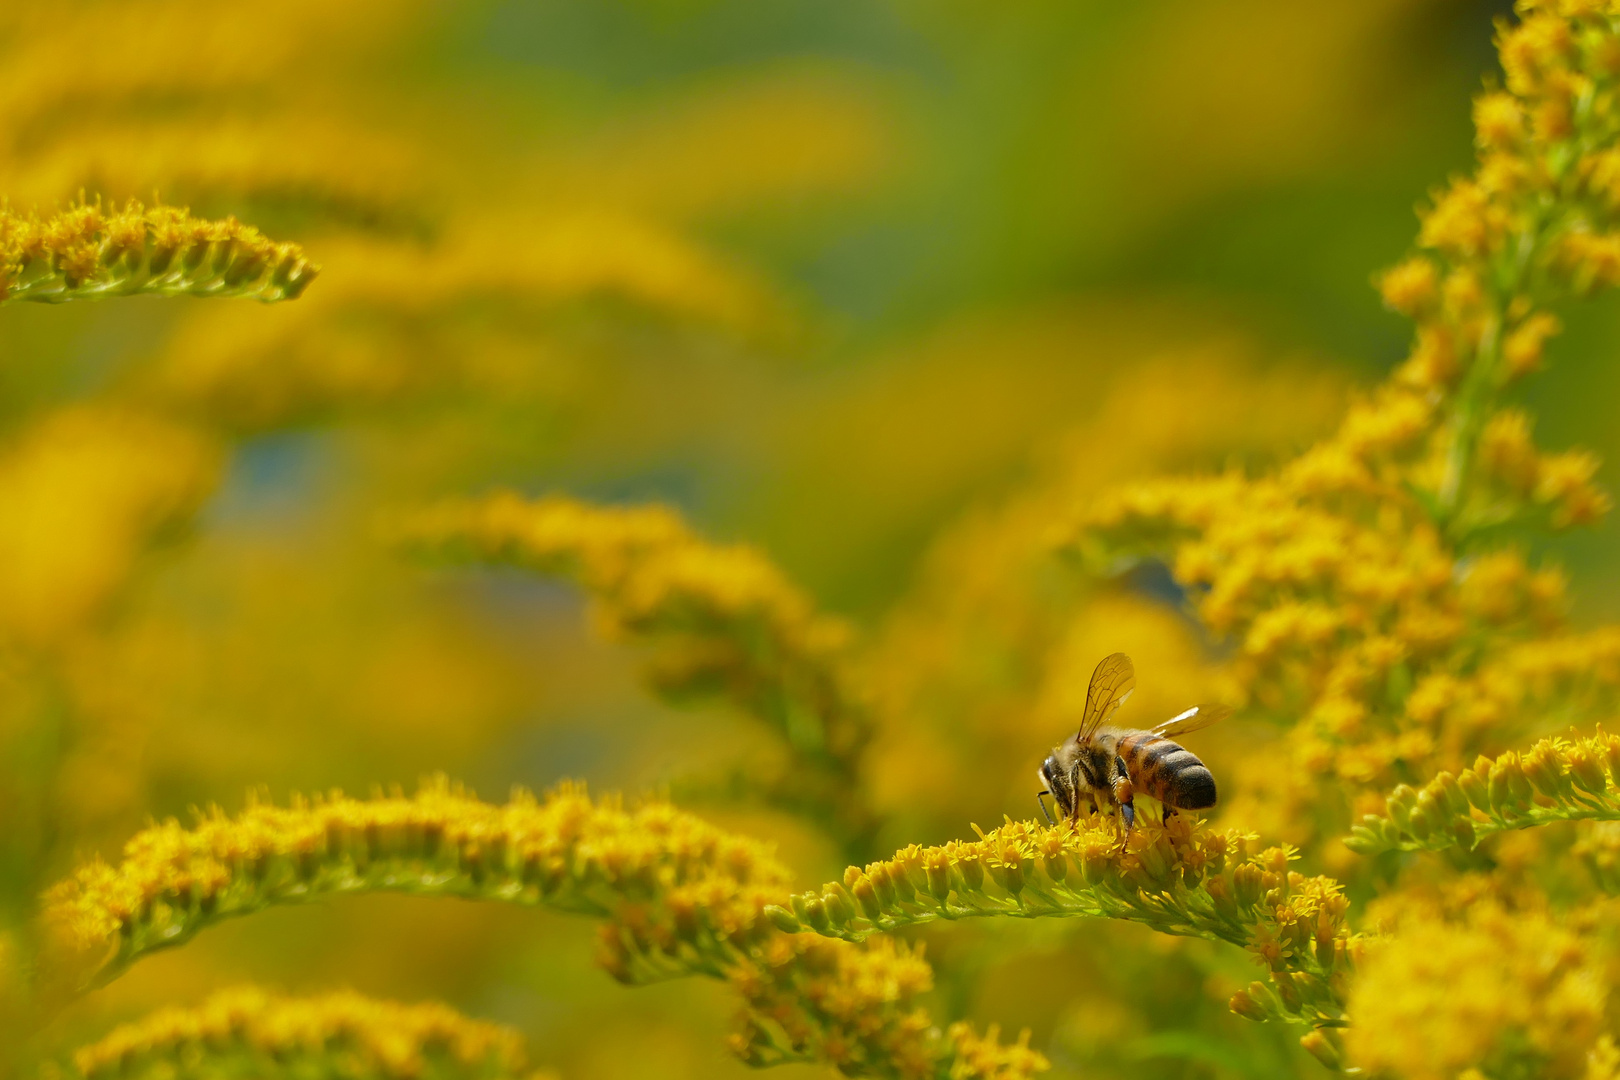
xmin=1237 ymin=977 xmax=1276 ymax=1023
xmin=1293 ymin=969 xmax=1334 ymax=1007
xmin=898 ymin=851 xmax=928 ymax=894
xmin=1489 ymin=758 xmax=1524 ymax=814
xmin=1300 ymin=1030 xmax=1342 ymax=1070
xmin=1078 ymin=841 xmax=1112 ymax=886
xmin=852 ymin=875 xmax=883 ymax=919
xmin=1408 ymin=790 xmax=1439 ymax=839
xmin=1458 ymin=768 xmax=1491 ymax=812
xmin=1522 ymin=746 xmax=1566 ymax=797
xmin=926 ymin=854 xmax=952 ymax=904
xmin=1234 ymin=863 xmax=1264 ymax=909
xmin=1229 ymin=987 xmax=1270 ymax=1022
xmin=870 ymin=864 xmax=898 ymax=907
xmin=1435 ymin=771 xmax=1471 ymax=816
xmin=1506 ymin=756 xmax=1535 ymax=806
xmin=1272 ymin=972 xmax=1303 ymax=1014
xmin=998 ymin=857 xmax=1025 ymax=897
xmin=1040 ymin=837 xmax=1069 ymax=883
xmin=1451 ymin=818 xmax=1477 ymax=850
xmin=1568 ymin=747 xmax=1608 ymax=795
xmin=765 ymin=905 xmax=802 ymax=933
xmin=958 ymin=854 xmax=985 ymax=892
xmin=1137 ymin=836 xmax=1173 ymax=883
xmin=1603 ymin=736 xmax=1620 ymax=789
xmin=1344 ymin=817 xmax=1393 ymax=854
xmin=801 ymin=895 xmax=831 ymax=933
xmin=822 ymin=888 xmax=854 ymax=928
xmin=888 ymin=861 xmax=917 ymax=903
xmin=1207 ymin=875 xmax=1240 ymax=921
xmin=1385 ymin=785 xmax=1418 ymax=828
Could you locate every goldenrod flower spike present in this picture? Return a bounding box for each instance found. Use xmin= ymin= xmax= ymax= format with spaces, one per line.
xmin=65 ymin=987 xmax=554 ymax=1080
xmin=0 ymin=201 xmax=316 ymax=304
xmin=398 ymin=493 xmax=879 ymax=850
xmin=1345 ymin=727 xmax=1620 ymax=855
xmin=1064 ymin=0 xmax=1620 ymax=865
xmin=42 ymin=777 xmax=791 ymax=992
xmin=730 ymin=935 xmax=1048 ymax=1079
xmin=766 ymin=815 xmax=1359 ymax=1032
xmin=41 ymin=779 xmax=1044 ymax=1080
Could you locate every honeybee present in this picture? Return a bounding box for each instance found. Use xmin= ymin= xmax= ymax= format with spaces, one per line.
xmin=1036 ymin=652 xmax=1229 ymax=830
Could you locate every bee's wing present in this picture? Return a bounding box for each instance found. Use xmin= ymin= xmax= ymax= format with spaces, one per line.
xmin=1075 ymin=653 xmax=1136 ymax=742
xmin=1150 ymin=703 xmax=1233 ymax=738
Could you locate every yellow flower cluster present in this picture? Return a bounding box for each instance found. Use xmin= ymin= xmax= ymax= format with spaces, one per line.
xmin=64 ymin=986 xmax=551 ymax=1080
xmin=41 ymin=779 xmax=1043 ymax=1079
xmin=1346 ymin=888 xmax=1610 ymax=1080
xmin=730 ymin=935 xmax=1046 ymax=1080
xmin=768 ymin=815 xmax=1358 ymax=1038
xmin=1347 ymin=726 xmax=1620 ymax=855
xmin=43 ymin=777 xmax=790 ymax=992
xmin=400 ymin=493 xmax=877 ymax=850
xmin=0 ymin=1 xmax=853 ymax=439
xmin=0 ymin=201 xmax=315 ymax=304
xmin=1076 ymin=474 xmax=1620 ymax=860
xmin=1070 ymin=1 xmax=1620 ymax=865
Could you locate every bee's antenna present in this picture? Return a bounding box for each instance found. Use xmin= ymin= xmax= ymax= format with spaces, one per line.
xmin=1036 ymin=790 xmax=1055 ymax=825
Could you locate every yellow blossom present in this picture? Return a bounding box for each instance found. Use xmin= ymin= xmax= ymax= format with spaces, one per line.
xmin=1345 ymin=896 xmax=1606 ymax=1080
xmin=1066 ymin=0 xmax=1620 ymax=871
xmin=67 ymin=987 xmax=551 ymax=1080
xmin=1378 ymin=257 xmax=1440 ymax=316
xmin=41 ymin=778 xmax=1043 ymax=1079
xmin=1474 ymin=91 xmax=1527 ymax=149
xmin=1502 ymin=311 xmax=1561 ymax=378
xmin=769 ymin=815 xmax=1358 ymax=1033
xmin=1418 ymin=179 xmax=1506 ymax=260
xmin=42 ymin=777 xmax=792 ymax=992
xmin=1346 ymin=726 xmax=1620 ymax=856
xmin=0 ymin=201 xmax=315 ymax=304
xmin=398 ymin=492 xmax=877 ymax=851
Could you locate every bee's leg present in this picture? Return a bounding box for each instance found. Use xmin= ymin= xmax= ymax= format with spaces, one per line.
xmin=1163 ymin=804 xmax=1176 ymax=824
xmin=1111 ymin=760 xmax=1134 ymax=836
xmin=1037 ymin=791 xmax=1055 ymax=826
xmin=1068 ymin=763 xmax=1086 ymax=822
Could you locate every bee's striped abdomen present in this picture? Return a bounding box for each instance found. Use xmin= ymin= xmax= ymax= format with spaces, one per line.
xmin=1117 ymin=731 xmax=1218 ymax=810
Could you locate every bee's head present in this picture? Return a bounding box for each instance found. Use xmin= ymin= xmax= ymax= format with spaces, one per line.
xmin=1038 ymin=754 xmax=1075 ymax=820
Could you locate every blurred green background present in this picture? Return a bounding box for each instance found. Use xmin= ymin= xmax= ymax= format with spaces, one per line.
xmin=6 ymin=0 xmax=1611 ymax=1076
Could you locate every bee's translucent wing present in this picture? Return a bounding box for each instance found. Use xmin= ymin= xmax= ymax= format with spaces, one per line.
xmin=1150 ymin=703 xmax=1233 ymax=738
xmin=1076 ymin=652 xmax=1136 ymax=742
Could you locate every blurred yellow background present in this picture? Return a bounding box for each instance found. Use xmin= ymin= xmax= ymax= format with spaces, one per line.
xmin=5 ymin=1 xmax=1610 ymax=1077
